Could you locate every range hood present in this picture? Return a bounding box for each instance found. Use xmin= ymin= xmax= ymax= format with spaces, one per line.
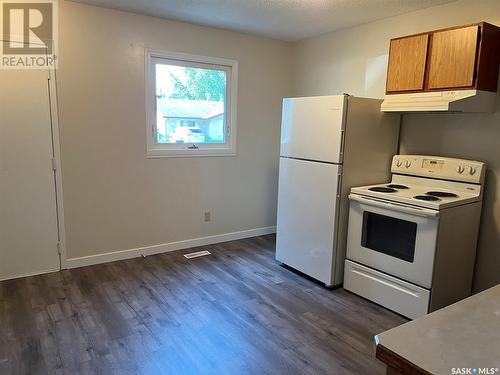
xmin=381 ymin=90 xmax=497 ymax=113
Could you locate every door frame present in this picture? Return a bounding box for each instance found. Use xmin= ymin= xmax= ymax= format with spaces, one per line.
xmin=48 ymin=66 xmax=68 ymax=269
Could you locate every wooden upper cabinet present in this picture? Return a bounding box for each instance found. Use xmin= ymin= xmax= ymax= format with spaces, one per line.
xmin=386 ymin=34 xmax=428 ymax=92
xmin=427 ymin=26 xmax=479 ymax=90
xmin=385 ymin=22 xmax=500 ymax=94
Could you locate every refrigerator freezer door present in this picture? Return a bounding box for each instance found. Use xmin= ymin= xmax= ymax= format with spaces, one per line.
xmin=280 ymin=95 xmax=346 ymax=163
xmin=276 ymin=157 xmax=340 ymax=286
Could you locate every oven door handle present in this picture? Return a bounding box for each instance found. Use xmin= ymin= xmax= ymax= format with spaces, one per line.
xmin=349 ymin=194 xmax=439 ymax=218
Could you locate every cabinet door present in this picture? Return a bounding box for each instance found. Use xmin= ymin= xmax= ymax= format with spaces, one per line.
xmin=428 ymin=25 xmax=479 ymax=89
xmin=386 ymin=34 xmax=429 ymax=92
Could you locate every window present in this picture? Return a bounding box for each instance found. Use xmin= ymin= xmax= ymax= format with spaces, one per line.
xmin=146 ymin=49 xmax=238 ymax=157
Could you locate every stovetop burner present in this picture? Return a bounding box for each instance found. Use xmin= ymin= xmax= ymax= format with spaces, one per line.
xmin=387 ymin=184 xmax=409 ymax=189
xmin=369 ymin=187 xmax=397 ymax=193
xmin=414 ymin=195 xmax=441 ymax=201
xmin=426 ymin=191 xmax=458 ymax=198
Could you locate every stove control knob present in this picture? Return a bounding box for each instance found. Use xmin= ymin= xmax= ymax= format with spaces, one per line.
xmin=468 ymin=166 xmax=476 ymax=175
xmin=457 ymin=165 xmax=465 ymax=174
xmin=405 ymin=160 xmax=412 ymax=168
xmin=395 ymin=159 xmax=403 ymax=167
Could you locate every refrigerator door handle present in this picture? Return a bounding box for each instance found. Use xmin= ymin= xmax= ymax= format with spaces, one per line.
xmin=336 ymin=173 xmax=342 ymax=198
xmin=339 ymin=128 xmax=345 ymax=160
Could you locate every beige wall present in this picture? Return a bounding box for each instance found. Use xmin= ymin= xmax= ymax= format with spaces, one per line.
xmin=58 ymin=1 xmax=294 ymax=259
xmin=293 ymin=0 xmax=500 ymax=292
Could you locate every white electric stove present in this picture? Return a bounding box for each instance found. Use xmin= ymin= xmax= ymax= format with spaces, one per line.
xmin=344 ymin=155 xmax=486 ymax=319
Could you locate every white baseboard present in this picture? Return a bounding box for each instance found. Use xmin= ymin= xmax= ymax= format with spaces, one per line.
xmin=0 ymin=267 xmax=60 ymax=282
xmin=65 ymin=226 xmax=276 ymax=269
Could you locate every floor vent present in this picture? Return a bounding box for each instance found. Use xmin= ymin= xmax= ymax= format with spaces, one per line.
xmin=183 ymin=250 xmax=211 ymax=259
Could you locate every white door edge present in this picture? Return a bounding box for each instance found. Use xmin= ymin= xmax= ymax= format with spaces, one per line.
xmin=48 ymin=67 xmax=67 ymax=270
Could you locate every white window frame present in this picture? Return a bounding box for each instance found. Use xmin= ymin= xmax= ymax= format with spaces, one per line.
xmin=145 ymin=49 xmax=238 ymax=158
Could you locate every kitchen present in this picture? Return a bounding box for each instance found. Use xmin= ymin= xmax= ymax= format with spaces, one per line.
xmin=1 ymin=0 xmax=499 ymax=374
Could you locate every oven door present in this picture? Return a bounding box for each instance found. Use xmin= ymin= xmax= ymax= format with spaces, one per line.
xmin=346 ymin=194 xmax=439 ymax=289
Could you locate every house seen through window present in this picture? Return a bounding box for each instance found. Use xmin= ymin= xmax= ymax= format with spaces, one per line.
xmin=156 ymin=64 xmax=226 ymax=144
xmin=146 ymin=50 xmax=237 ymax=157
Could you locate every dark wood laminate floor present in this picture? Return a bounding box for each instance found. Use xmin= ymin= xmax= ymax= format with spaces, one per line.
xmin=0 ymin=235 xmax=407 ymax=375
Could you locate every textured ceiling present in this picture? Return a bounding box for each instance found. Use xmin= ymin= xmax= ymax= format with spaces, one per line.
xmin=69 ymin=0 xmax=457 ymax=41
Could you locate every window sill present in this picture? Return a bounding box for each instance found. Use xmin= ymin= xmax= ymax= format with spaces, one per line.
xmin=146 ymin=148 xmax=236 ymax=158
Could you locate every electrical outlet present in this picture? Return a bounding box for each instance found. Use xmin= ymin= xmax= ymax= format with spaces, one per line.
xmin=204 ymin=211 xmax=211 ymax=222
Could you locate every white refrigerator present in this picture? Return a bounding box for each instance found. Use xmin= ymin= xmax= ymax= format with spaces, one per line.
xmin=276 ymin=95 xmax=400 ymax=287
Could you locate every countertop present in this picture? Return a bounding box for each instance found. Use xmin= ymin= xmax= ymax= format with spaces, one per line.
xmin=375 ymin=284 xmax=500 ymax=375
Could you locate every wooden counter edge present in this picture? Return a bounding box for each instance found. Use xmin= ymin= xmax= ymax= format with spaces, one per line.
xmin=375 ymin=342 xmax=433 ymax=375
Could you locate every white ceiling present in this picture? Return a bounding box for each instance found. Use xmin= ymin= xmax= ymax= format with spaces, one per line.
xmin=70 ymin=0 xmax=456 ymax=41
